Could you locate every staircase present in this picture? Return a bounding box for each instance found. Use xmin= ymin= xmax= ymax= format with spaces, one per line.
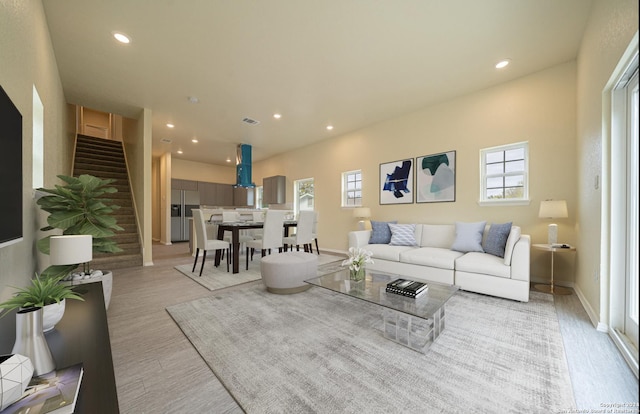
xmin=73 ymin=134 xmax=143 ymax=270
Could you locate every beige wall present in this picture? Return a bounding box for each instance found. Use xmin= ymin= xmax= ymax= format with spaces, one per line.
xmin=123 ymin=109 xmax=154 ymax=265
xmin=0 ymin=0 xmax=71 ymax=301
xmin=254 ymin=62 xmax=579 ymax=283
xmin=575 ymin=0 xmax=638 ymax=322
xmin=172 ymin=158 xmax=236 ymax=184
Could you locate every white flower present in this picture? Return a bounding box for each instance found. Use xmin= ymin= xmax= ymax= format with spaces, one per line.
xmin=342 ymin=247 xmax=374 ymax=271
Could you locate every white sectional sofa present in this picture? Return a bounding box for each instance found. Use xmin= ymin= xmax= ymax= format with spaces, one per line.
xmin=348 ymin=223 xmax=530 ymax=302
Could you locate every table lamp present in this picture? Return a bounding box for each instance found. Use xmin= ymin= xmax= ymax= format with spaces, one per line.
xmin=353 ymin=207 xmax=371 ymax=230
xmin=50 ymin=235 xmax=93 ymax=275
xmin=538 ymin=200 xmax=568 ymax=245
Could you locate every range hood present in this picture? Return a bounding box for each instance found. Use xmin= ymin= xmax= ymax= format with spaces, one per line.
xmin=235 ymin=144 xmax=255 ymax=188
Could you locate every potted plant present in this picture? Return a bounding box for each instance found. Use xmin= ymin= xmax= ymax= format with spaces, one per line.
xmin=36 ymin=174 xmax=123 ymax=279
xmin=0 ymin=274 xmax=84 ymax=332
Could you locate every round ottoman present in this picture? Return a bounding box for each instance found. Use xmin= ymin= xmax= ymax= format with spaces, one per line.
xmin=260 ymin=251 xmax=318 ymax=294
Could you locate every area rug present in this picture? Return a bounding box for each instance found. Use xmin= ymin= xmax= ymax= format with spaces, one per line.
xmin=174 ymin=254 xmax=345 ymax=291
xmin=167 ymin=285 xmax=576 ymax=413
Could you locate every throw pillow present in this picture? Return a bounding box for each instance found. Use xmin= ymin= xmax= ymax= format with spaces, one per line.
xmin=503 ymin=226 xmax=521 ymax=265
xmin=450 ymin=221 xmax=487 ymax=253
xmin=482 ymin=222 xmax=512 ymax=258
xmin=389 ymin=223 xmax=418 ymax=246
xmin=368 ymin=220 xmax=397 ymax=244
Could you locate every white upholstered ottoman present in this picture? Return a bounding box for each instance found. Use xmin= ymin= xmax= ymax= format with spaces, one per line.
xmin=260 ymin=251 xmax=318 ymax=294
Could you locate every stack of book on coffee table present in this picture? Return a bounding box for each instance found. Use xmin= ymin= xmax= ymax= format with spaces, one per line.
xmin=385 ymin=278 xmax=428 ymax=298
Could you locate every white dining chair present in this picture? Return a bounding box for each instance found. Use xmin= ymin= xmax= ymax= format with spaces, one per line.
xmin=221 ymin=210 xmax=254 ymax=253
xmin=310 ymin=211 xmax=320 ymax=254
xmin=251 ymin=211 xmax=265 ymax=239
xmin=192 ymin=209 xmax=230 ymax=276
xmin=245 ymin=210 xmax=286 ymax=269
xmin=283 ymin=210 xmax=315 ymax=253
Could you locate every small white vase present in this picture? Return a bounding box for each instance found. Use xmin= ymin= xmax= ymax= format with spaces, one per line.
xmin=42 ymin=299 xmax=65 ymax=332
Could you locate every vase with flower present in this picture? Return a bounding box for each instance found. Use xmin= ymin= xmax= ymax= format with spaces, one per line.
xmin=342 ymin=247 xmax=374 ymax=282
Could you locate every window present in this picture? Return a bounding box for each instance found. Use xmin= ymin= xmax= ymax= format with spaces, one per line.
xmin=480 ymin=142 xmax=529 ymax=204
xmin=342 ymin=170 xmax=362 ymax=207
xmin=255 ymin=186 xmax=263 ymax=209
xmin=293 ymin=178 xmax=314 ymax=214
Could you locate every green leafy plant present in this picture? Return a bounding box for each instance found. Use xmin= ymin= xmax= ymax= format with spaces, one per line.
xmin=0 ymin=274 xmax=84 ymax=317
xmin=36 ymin=174 xmax=124 ymax=279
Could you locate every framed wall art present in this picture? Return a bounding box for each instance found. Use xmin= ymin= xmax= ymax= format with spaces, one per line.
xmin=416 ymin=150 xmax=456 ymax=203
xmin=379 ymin=158 xmax=414 ymax=204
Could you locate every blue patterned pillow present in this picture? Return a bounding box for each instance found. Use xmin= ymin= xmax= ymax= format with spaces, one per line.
xmin=368 ymin=221 xmax=397 ymax=244
xmin=389 ymin=223 xmax=417 ymax=246
xmin=483 ymin=222 xmax=512 ymax=258
xmin=451 ymin=221 xmax=486 ymax=253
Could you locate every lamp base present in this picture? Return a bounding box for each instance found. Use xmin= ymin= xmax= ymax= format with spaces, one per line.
xmin=533 ymin=283 xmax=573 ymax=295
xmin=548 ymin=223 xmax=558 ymax=245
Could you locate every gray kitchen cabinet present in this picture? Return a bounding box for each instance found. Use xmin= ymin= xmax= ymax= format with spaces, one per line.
xmin=263 ymin=175 xmax=286 ymax=205
xmin=172 ymin=178 xmax=198 ymax=191
xmin=216 ymin=183 xmax=234 ymax=206
xmin=233 ymin=186 xmax=255 ymax=207
xmin=198 ymin=181 xmax=217 ymax=205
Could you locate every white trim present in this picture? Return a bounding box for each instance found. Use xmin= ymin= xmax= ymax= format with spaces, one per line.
xmin=341 ymin=169 xmax=362 ymax=207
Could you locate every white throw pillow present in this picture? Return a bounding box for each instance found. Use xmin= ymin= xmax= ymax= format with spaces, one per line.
xmin=388 ymin=223 xmax=418 ymax=246
xmin=503 ymin=226 xmax=521 ymax=265
xmin=450 ymin=221 xmax=486 ymax=253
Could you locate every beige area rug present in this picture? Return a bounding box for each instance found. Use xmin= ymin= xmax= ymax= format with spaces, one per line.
xmin=174 ymin=253 xmax=345 ymax=291
xmin=167 ymin=285 xmax=576 ymax=413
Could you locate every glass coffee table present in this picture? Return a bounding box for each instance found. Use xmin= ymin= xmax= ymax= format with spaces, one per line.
xmin=305 ymin=268 xmax=458 ymax=353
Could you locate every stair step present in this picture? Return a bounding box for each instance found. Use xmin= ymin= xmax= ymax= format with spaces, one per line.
xmin=74 ymin=169 xmax=129 ymax=180
xmin=75 ymin=159 xmax=126 ymax=170
xmin=77 ymin=135 xmax=123 ymax=148
xmin=91 ymin=253 xmax=143 ymax=270
xmin=75 ymin=147 xmax=124 ymax=158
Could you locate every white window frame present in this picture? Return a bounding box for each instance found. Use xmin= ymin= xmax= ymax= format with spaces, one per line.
xmin=479 ymin=141 xmax=529 ymax=206
xmin=341 ymin=170 xmax=362 ymax=207
xmin=293 ymin=178 xmax=314 ymax=215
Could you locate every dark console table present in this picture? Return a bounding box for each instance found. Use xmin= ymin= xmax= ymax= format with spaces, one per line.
xmin=0 ymin=281 xmax=119 ymax=413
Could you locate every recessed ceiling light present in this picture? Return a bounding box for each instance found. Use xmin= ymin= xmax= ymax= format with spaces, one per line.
xmin=177 ymin=150 xmax=183 ymax=154
xmin=191 ymin=139 xmax=198 ymax=143
xmin=273 ymin=113 xmax=282 ymax=119
xmin=166 ymin=123 xmax=175 ymax=128
xmin=188 ymin=96 xmax=199 ymax=104
xmin=495 ymin=59 xmax=510 ymax=69
xmin=113 ymin=32 xmax=131 ymax=44
xmin=326 ymin=125 xmax=334 ymax=131
xmin=226 ymin=157 xmax=231 ymax=163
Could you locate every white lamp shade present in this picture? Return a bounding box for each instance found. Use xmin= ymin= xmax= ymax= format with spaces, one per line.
xmin=352 ymin=207 xmax=371 ymax=219
xmin=538 ymin=200 xmax=568 ymax=218
xmin=49 ymin=235 xmax=93 ymax=265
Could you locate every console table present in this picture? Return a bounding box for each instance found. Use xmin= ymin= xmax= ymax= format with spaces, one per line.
xmin=0 ymin=282 xmax=119 ymax=413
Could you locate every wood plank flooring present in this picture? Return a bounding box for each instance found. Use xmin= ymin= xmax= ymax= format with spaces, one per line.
xmin=107 ymin=242 xmax=638 ymax=413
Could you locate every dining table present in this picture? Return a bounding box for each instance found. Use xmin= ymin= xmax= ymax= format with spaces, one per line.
xmin=211 ymin=220 xmax=297 ymax=273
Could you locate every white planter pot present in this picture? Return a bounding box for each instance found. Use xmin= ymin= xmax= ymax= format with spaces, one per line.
xmin=42 ymin=299 xmax=65 ymax=332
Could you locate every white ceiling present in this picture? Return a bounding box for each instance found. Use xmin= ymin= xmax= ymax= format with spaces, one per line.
xmin=42 ymin=0 xmax=592 ymax=166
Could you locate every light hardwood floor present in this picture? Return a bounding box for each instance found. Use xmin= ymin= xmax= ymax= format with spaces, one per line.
xmin=107 ymin=242 xmax=638 ymax=413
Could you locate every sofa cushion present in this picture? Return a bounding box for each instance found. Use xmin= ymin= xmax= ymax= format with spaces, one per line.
xmin=389 ymin=223 xmax=418 ymax=246
xmin=369 ymin=221 xmax=396 ymax=244
xmin=400 ymin=247 xmax=464 ymax=270
xmin=419 ymin=224 xmax=456 ymax=248
xmin=365 ymin=244 xmax=416 ymax=262
xmin=451 ymin=221 xmax=486 ymax=253
xmin=503 ymin=226 xmax=521 ymax=265
xmin=455 ymin=252 xmax=511 ymax=279
xmin=482 ymin=222 xmax=512 ymax=258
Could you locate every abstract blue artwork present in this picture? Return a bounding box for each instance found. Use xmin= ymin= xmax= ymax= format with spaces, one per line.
xmin=380 ymin=159 xmax=414 ymax=204
xmin=416 ymin=151 xmax=456 ymax=203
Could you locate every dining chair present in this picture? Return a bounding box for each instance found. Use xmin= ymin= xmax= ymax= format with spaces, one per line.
xmin=251 ymin=211 xmax=265 ymax=239
xmin=245 ymin=210 xmax=286 ymax=270
xmin=283 ymin=210 xmax=315 ymax=252
xmin=192 ymin=209 xmax=230 ymax=276
xmin=310 ymin=211 xmax=320 ymax=254
xmin=221 ymin=210 xmax=254 ymax=253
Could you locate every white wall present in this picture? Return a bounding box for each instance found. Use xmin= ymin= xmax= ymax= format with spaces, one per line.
xmin=0 ymin=0 xmax=72 ymax=302
xmin=254 ymin=62 xmax=579 ymax=283
xmin=575 ymin=0 xmax=638 ymax=321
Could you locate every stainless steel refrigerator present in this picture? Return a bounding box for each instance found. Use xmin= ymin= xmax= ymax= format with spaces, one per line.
xmin=171 ymin=189 xmax=200 ymax=242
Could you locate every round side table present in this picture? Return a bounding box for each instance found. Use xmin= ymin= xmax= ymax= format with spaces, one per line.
xmin=532 ymin=244 xmax=575 ymax=295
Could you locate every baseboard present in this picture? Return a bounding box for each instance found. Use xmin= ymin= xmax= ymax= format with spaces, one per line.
xmin=320 ymin=248 xmax=347 ymax=256
xmin=572 ymin=284 xmax=602 ymax=330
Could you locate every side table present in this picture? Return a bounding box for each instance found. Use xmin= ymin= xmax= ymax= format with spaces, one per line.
xmin=532 ymin=243 xmax=576 ymax=295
